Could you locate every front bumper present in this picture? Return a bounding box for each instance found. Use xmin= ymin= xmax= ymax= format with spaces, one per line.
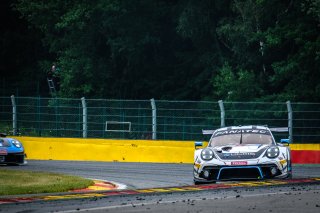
xmin=0 ymin=152 xmax=25 ymax=164
xmin=194 ymin=163 xmax=288 ymax=182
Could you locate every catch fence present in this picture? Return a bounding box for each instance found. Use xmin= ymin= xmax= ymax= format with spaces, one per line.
xmin=0 ymin=96 xmax=319 ymax=143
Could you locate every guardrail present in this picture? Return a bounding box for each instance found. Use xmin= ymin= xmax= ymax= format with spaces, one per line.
xmin=0 ymin=96 xmax=319 ymax=143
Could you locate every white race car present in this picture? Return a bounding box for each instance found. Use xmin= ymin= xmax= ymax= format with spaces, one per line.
xmin=193 ymin=125 xmax=292 ymax=184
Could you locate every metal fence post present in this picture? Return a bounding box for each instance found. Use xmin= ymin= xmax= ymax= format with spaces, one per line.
xmin=286 ymin=101 xmax=293 ymax=143
xmin=150 ymin=98 xmax=157 ymax=140
xmin=218 ymin=100 xmax=225 ymax=127
xmin=37 ymin=96 xmax=41 ymax=136
xmin=81 ymin=97 xmax=87 ymax=138
xmin=10 ymin=95 xmax=17 ymax=136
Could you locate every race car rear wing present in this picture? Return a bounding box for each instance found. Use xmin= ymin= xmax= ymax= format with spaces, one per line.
xmin=269 ymin=127 xmax=288 ymax=132
xmin=202 ymin=130 xmax=215 ymax=135
xmin=202 ymin=127 xmax=289 ymax=135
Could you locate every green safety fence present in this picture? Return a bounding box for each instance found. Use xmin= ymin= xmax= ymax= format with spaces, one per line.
xmin=0 ymin=96 xmax=319 ymax=143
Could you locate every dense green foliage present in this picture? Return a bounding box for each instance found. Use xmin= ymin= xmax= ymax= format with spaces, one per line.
xmin=1 ymin=0 xmax=319 ymax=101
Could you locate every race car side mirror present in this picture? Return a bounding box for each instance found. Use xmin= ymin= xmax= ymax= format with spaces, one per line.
xmin=195 ymin=141 xmax=203 ymax=149
xmin=279 ymin=138 xmax=290 ymax=146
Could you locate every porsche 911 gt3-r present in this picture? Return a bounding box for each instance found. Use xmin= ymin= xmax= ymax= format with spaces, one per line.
xmin=0 ymin=133 xmax=26 ymax=165
xmin=193 ymin=125 xmax=291 ymax=184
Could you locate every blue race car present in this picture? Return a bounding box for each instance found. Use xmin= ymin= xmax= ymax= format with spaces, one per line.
xmin=0 ymin=133 xmax=27 ymax=165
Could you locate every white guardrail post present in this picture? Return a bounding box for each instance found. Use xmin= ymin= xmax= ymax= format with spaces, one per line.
xmin=10 ymin=95 xmax=17 ymax=136
xmin=150 ymin=98 xmax=157 ymax=140
xmin=218 ymin=100 xmax=225 ymax=127
xmin=286 ymin=101 xmax=293 ymax=143
xmin=81 ymin=97 xmax=87 ymax=138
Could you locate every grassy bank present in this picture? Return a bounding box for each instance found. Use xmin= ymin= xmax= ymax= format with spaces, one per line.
xmin=0 ymin=169 xmax=93 ymax=196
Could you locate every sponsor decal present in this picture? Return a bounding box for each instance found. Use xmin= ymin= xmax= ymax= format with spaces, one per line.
xmin=224 ymin=152 xmax=256 ymax=157
xmin=280 ymin=159 xmax=287 ymax=165
xmin=194 ymin=163 xmax=201 ymax=169
xmin=213 ymin=129 xmax=270 ymax=137
xmin=231 ymin=161 xmax=248 ymax=165
xmin=0 ymin=149 xmax=8 ymax=155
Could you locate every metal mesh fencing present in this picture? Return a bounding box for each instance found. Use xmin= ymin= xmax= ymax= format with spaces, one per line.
xmin=86 ymin=99 xmax=152 ymax=139
xmin=13 ymin=97 xmax=82 ymax=137
xmin=223 ymin=102 xmax=289 ymax=142
xmin=156 ymin=100 xmax=220 ymax=141
xmin=291 ymin=103 xmax=320 ymax=143
xmin=0 ymin=96 xmax=319 ymax=143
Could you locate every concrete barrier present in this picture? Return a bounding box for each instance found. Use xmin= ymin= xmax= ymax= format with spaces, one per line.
xmin=290 ymin=144 xmax=320 ymax=164
xmin=13 ymin=137 xmax=320 ymax=164
xmin=16 ymin=137 xmax=195 ymax=163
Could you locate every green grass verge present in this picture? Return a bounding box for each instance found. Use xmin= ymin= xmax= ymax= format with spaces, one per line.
xmin=0 ymin=169 xmax=94 ymax=196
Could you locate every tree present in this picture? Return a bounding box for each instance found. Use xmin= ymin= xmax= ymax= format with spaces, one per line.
xmin=215 ymin=0 xmax=320 ymax=101
xmin=16 ymin=0 xmax=212 ymax=99
xmin=0 ymin=0 xmax=49 ymax=96
xmin=213 ymin=63 xmax=260 ymax=101
xmin=10 ymin=0 xmax=320 ymax=101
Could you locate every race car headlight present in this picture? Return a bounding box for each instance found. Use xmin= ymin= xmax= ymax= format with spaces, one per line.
xmin=201 ymin=149 xmax=214 ymax=161
xmin=266 ymin=146 xmax=279 ymax=158
xmin=12 ymin=140 xmax=22 ymax=148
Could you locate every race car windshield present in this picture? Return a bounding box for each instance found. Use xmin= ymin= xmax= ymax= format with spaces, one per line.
xmin=0 ymin=139 xmax=10 ymax=147
xmin=209 ymin=129 xmax=273 ymax=147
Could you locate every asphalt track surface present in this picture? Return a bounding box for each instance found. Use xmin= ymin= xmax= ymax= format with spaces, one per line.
xmin=1 ymin=160 xmax=320 ymax=213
